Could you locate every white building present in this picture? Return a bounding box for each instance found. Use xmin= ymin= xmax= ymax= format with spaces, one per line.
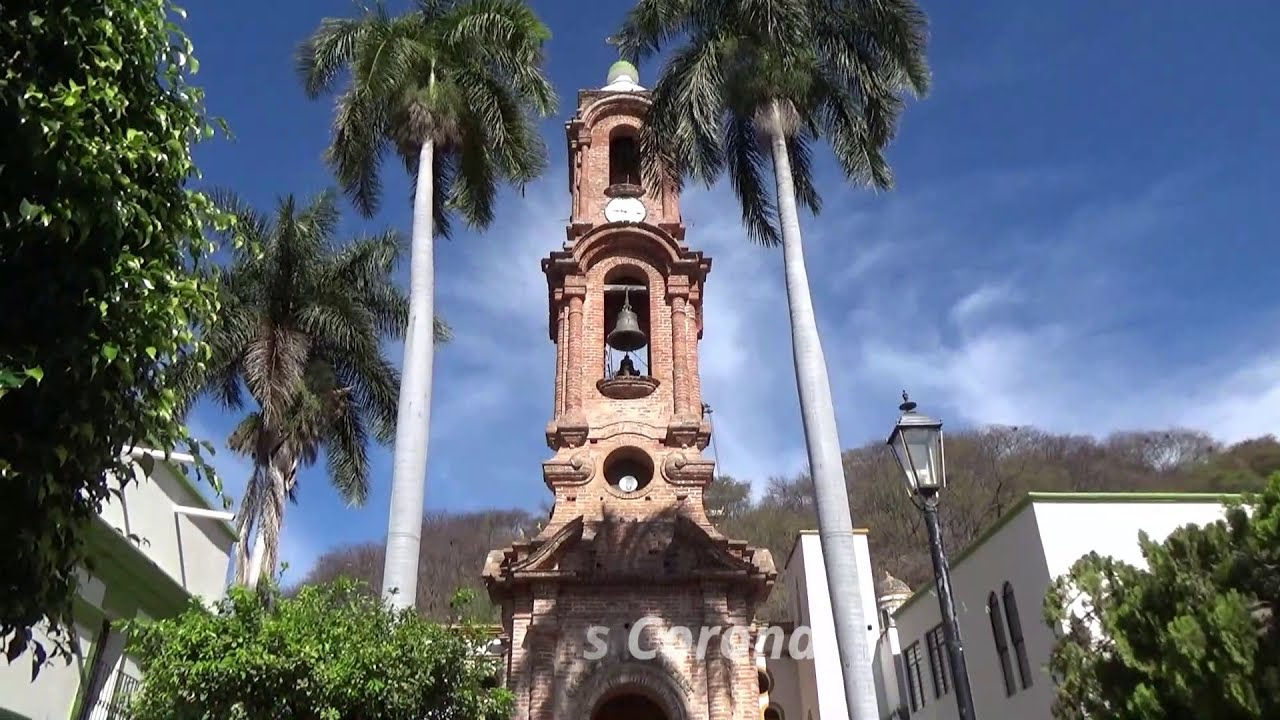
xmin=758 ymin=529 xmax=883 ymax=720
xmin=763 ymin=492 xmax=1234 ymax=720
xmin=885 ymin=492 xmax=1231 ymax=720
xmin=0 ymin=448 xmax=237 ymax=720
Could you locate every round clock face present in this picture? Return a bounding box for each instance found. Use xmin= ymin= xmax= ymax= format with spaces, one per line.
xmin=604 ymin=197 xmax=647 ymax=223
xmin=618 ymin=474 xmax=639 ymax=493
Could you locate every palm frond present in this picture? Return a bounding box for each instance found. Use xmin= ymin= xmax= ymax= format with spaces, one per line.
xmin=327 ymin=88 xmax=393 ymax=218
xmin=724 ymin=111 xmax=779 ymax=245
xmin=615 ymin=0 xmax=929 ymax=221
xmin=817 ymin=0 xmax=930 ymax=97
xmin=786 ymin=129 xmax=822 ymax=214
xmin=208 ymin=187 xmax=272 ymax=252
xmin=640 ymin=35 xmax=729 ymax=189
xmin=327 ymin=350 xmax=400 ymax=446
xmin=323 ymin=395 xmax=372 ymax=506
xmin=443 ymin=0 xmax=557 ymax=116
xmin=447 ymin=117 xmax=499 ymax=229
xmin=296 ymin=14 xmax=376 ymax=99
xmin=818 ymin=78 xmax=894 ymax=189
xmin=615 ymin=0 xmax=696 ymax=62
xmin=434 ymin=316 xmax=453 ymax=342
xmin=228 ymin=413 xmax=265 ymax=457
xmin=303 ymin=0 xmax=555 ymax=229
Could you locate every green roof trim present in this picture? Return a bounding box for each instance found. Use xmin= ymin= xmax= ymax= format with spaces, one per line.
xmin=892 ymin=491 xmax=1241 ymax=618
xmin=1023 ymin=491 xmax=1243 ymax=503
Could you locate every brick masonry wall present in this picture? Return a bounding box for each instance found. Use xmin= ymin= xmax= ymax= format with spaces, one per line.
xmin=507 ymin=586 xmax=765 ymax=720
xmin=490 ymin=86 xmax=769 ymax=720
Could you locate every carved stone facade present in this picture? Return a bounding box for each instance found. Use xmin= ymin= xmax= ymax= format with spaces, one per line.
xmin=483 ymin=63 xmax=776 ymax=719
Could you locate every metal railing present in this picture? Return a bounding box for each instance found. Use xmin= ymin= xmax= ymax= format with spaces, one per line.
xmin=91 ymin=671 xmax=140 ymax=720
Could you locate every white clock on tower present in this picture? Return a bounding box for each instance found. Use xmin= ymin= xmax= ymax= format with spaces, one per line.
xmin=604 ymin=196 xmax=646 ymax=223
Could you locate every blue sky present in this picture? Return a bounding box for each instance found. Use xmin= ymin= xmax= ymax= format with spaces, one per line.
xmin=182 ymin=0 xmax=1280 ymax=582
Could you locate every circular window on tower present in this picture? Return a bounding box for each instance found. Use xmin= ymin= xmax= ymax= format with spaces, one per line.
xmin=603 ymin=447 xmax=654 ymax=496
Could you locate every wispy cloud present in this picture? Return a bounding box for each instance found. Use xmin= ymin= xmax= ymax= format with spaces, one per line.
xmin=820 ymin=165 xmax=1280 ymax=447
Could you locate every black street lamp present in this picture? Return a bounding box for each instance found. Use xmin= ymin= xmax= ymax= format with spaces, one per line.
xmin=886 ymin=392 xmax=977 ymax=720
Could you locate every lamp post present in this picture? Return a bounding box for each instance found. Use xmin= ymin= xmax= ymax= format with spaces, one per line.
xmin=887 ymin=392 xmax=977 ymax=720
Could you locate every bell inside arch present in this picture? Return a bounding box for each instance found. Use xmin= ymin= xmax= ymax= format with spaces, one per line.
xmin=606 ymin=292 xmax=647 ymax=352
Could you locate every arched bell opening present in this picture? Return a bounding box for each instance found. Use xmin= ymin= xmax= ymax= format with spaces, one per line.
xmin=608 ymin=125 xmax=642 ymax=189
xmin=602 ymin=269 xmax=651 ymax=381
xmin=592 ymin=690 xmax=670 ymax=720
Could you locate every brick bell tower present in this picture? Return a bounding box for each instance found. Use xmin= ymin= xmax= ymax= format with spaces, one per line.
xmin=483 ymin=61 xmax=777 ymax=720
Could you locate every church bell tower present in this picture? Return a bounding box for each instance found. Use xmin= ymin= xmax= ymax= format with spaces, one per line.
xmin=484 ymin=60 xmax=776 ymax=720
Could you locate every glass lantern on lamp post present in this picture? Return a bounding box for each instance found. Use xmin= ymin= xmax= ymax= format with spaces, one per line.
xmin=887 ymin=393 xmax=977 ymax=720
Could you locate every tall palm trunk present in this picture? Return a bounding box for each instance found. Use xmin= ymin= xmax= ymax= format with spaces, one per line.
xmin=246 ymin=450 xmax=292 ymax=588
xmin=246 ymin=531 xmax=267 ymax=587
xmin=381 ymin=138 xmax=436 ymax=610
xmin=233 ymin=459 xmax=269 ymax=586
xmin=233 ymin=485 xmax=258 ymax=585
xmin=768 ymin=102 xmax=878 ymax=720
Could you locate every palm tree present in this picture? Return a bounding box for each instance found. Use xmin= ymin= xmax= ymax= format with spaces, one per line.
xmin=296 ymin=0 xmax=556 ymax=609
xmin=614 ymin=2 xmax=929 ymax=718
xmin=172 ymin=190 xmax=443 ymax=586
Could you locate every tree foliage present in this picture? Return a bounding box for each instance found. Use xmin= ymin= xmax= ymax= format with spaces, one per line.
xmin=0 ymin=0 xmax=225 ymax=665
xmin=297 ymin=0 xmax=557 ymax=608
xmin=296 ymin=0 xmax=557 ymax=226
xmin=1044 ymin=472 xmax=1280 ymax=720
xmin=170 ymin=190 xmax=439 ymax=585
xmin=125 ymin=579 xmax=512 ymax=720
xmin=613 ymin=0 xmax=929 ymax=244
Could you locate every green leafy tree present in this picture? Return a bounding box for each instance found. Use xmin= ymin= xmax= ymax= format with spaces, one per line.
xmin=1187 ymin=435 xmax=1280 ymax=492
xmin=614 ymin=3 xmax=929 ymax=716
xmin=1044 ymin=473 xmax=1280 ymax=720
xmin=297 ymin=0 xmax=557 ymax=610
xmin=171 ymin=190 xmax=442 ymax=587
xmin=705 ymin=475 xmax=753 ymax=521
xmin=125 ymin=579 xmax=512 ymax=719
xmin=0 ymin=0 xmax=226 ymax=666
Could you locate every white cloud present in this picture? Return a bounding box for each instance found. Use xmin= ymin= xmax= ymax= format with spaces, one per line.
xmin=819 ymin=166 xmax=1280 ymax=450
xmin=683 ymin=189 xmax=812 ymax=490
xmin=950 ymin=282 xmax=1019 ymax=331
xmin=1166 ymin=355 xmax=1280 ymax=442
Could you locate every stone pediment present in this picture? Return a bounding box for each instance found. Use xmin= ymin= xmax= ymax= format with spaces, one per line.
xmin=485 ymin=512 xmax=775 ymax=594
xmin=509 ymin=516 xmax=586 ymax=573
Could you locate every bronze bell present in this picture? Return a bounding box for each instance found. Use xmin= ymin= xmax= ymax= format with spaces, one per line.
xmin=606 ymin=293 xmax=647 ymax=352
xmin=615 ymin=355 xmax=639 ymax=377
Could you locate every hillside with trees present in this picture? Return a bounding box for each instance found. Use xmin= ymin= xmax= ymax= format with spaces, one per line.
xmin=296 ymin=428 xmax=1280 ymax=621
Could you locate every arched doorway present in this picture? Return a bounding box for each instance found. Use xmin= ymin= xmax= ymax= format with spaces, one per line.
xmin=592 ymin=692 xmax=669 ymax=720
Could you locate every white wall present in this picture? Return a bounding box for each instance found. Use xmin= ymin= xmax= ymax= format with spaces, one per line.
xmin=0 ymin=622 xmax=94 ymax=720
xmin=893 ymin=502 xmax=1052 ymax=720
xmin=773 ymin=531 xmax=882 ymax=720
xmin=872 ymin=595 xmax=909 ymax=719
xmin=764 ymin=654 xmax=803 ymax=720
xmin=0 ymin=451 xmax=235 ymax=720
xmin=1033 ymin=501 xmax=1228 ymax=580
xmin=98 ymin=454 xmax=236 ymax=604
xmin=891 ymin=497 xmax=1229 ymax=720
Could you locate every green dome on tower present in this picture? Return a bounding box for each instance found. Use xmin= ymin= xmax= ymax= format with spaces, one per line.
xmin=607 ymin=59 xmax=639 ymax=86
